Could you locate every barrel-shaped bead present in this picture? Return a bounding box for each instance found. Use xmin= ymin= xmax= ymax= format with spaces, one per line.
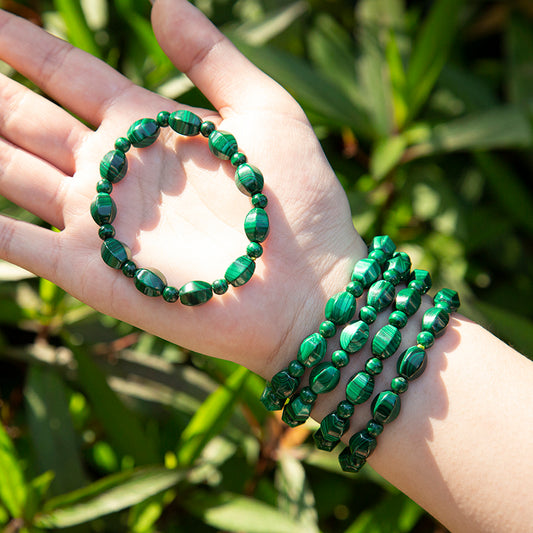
xmin=134 ymin=268 xmax=167 ymax=297
xmin=235 ymin=164 xmax=264 ymax=196
xmin=225 ymin=255 xmax=256 ymax=287
xmin=260 ymin=386 xmax=285 ymax=411
xmin=244 ymin=208 xmax=269 ymax=243
xmin=325 ymin=291 xmax=357 ymax=325
xmin=434 ymin=288 xmax=460 ymax=313
xmin=386 ymin=252 xmax=411 ymax=281
xmin=369 ymin=235 xmax=396 ymax=258
xmin=314 ymin=428 xmax=341 ymax=452
xmin=349 ymin=430 xmax=377 ymax=458
xmin=397 ymin=345 xmax=427 ymax=380
xmin=371 ymin=324 xmax=401 ymax=359
xmin=309 ymin=363 xmax=340 ymax=394
xmin=297 ymin=332 xmax=327 ymax=367
xmin=168 ymin=110 xmax=202 ymax=136
xmin=179 ymin=281 xmax=213 ymax=306
xmin=340 ymin=321 xmax=369 ymax=353
xmin=395 ymin=287 xmax=422 ymax=316
xmin=345 ymin=371 xmax=374 ymax=405
xmin=99 ymin=150 xmax=128 ymax=183
xmin=281 ymin=390 xmax=316 ymax=427
xmin=208 ymin=130 xmax=238 ymax=159
xmin=271 ymin=369 xmax=299 ymax=399
xmin=339 ymin=447 xmax=366 ymax=473
xmin=351 ymin=258 xmax=381 ymax=287
xmin=90 ymin=193 xmax=117 ymax=225
xmin=127 ymin=118 xmax=160 ymax=147
xmin=422 ymin=307 xmax=450 ymax=337
xmin=101 ymin=238 xmax=131 ymax=269
xmin=316 ymin=413 xmax=348 ymax=449
xmin=367 ymin=280 xmax=395 ymax=311
xmin=372 ymin=391 xmax=401 ymax=424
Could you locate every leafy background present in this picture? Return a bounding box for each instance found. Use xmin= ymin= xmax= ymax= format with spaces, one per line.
xmin=0 ymin=0 xmax=532 ymax=531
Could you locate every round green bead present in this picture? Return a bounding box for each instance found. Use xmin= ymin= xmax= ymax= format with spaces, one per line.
xmin=288 ymin=360 xmax=305 ymax=378
xmin=422 ymin=307 xmax=450 ymax=337
xmin=319 ymin=320 xmax=336 ymax=338
xmin=391 ymin=376 xmax=409 ymax=394
xmin=331 ymin=349 xmax=349 ymax=368
xmin=251 ymin=193 xmax=268 ymax=208
xmin=371 ymin=324 xmax=401 ymax=359
xmin=366 ymin=420 xmax=384 ymax=437
xmin=122 ymin=260 xmax=137 ymax=278
xmin=389 ymin=310 xmax=408 ymax=328
xmin=345 ymin=372 xmax=374 ymax=405
xmin=369 ymin=249 xmax=387 ymax=264
xmin=98 ymin=223 xmax=115 ymax=240
xmin=397 ymin=346 xmax=427 ymax=380
xmin=246 ymin=242 xmax=263 ymax=259
xmin=337 ymin=400 xmax=355 ymax=419
xmin=156 ymin=111 xmax=170 ymax=127
xmin=162 ymin=286 xmax=180 ymax=303
xmin=168 ymin=110 xmax=202 ymax=136
xmin=395 ymin=288 xmax=422 ymax=317
xmin=179 ymin=281 xmax=213 ymax=306
xmin=309 ymin=362 xmax=340 ymax=394
xmin=297 ymin=332 xmax=327 ymax=367
xmin=230 ymin=152 xmax=247 ymax=167
xmin=372 ymin=391 xmax=401 ymax=424
xmin=383 ymin=269 xmax=401 ymax=285
xmin=340 ymin=320 xmax=369 ymax=353
xmin=225 ymin=255 xmax=256 ymax=287
xmin=365 ymin=357 xmax=383 ymax=376
xmin=99 ymin=150 xmax=128 ymax=183
xmin=101 ymin=238 xmax=131 ymax=269
xmin=96 ymin=179 xmax=113 ymax=194
xmin=114 ymin=137 xmax=131 ymax=152
xmin=244 ymin=208 xmax=269 ymax=243
xmin=300 ymin=387 xmax=317 ymax=404
xmin=345 ymin=280 xmax=364 ymax=297
xmin=212 ymin=278 xmax=229 ymax=295
xmin=235 ymin=163 xmax=264 ymax=196
xmin=90 ymin=193 xmax=117 ymax=225
xmin=134 ymin=268 xmax=167 ymax=297
xmin=127 ymin=118 xmax=160 ymax=148
xmin=359 ymin=305 xmax=377 ymax=324
xmin=325 ymin=291 xmax=357 ymax=325
xmin=417 ymin=330 xmax=435 ymax=349
xmin=200 ymin=121 xmax=215 ymax=137
xmin=208 ymin=130 xmax=238 ymax=159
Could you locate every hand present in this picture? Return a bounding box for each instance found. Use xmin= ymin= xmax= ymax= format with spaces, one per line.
xmin=0 ymin=0 xmax=364 ymax=376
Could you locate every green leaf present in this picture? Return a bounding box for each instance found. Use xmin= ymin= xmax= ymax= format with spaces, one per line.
xmin=176 ymin=365 xmax=249 ymax=467
xmin=0 ymin=422 xmax=27 ymax=517
xmin=406 ymin=0 xmax=464 ymax=121
xmin=505 ymin=15 xmax=533 ymax=105
xmin=386 ymin=29 xmax=408 ymax=128
xmin=370 ymin=135 xmax=407 ymax=179
xmin=34 ymin=466 xmax=185 ymax=528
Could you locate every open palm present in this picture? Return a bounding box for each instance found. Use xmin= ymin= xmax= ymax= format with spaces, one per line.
xmin=0 ymin=0 xmax=364 ymax=377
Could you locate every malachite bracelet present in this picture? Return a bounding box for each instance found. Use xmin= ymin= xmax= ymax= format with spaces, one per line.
xmin=260 ymin=236 xmax=397 ymax=414
xmin=90 ymin=110 xmax=269 ymax=306
xmin=338 ymin=287 xmax=460 ymax=473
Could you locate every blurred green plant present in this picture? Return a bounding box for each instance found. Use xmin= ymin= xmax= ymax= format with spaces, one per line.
xmin=1 ymin=0 xmax=532 ymax=531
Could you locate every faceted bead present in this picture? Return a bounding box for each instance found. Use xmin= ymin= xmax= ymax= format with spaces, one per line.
xmin=369 ymin=235 xmax=396 ymax=258
xmin=212 ymin=278 xmax=229 ymax=295
xmin=179 ymin=281 xmax=213 ymax=306
xmin=372 ymin=391 xmax=401 ymax=424
xmin=331 ymin=349 xmax=349 ymax=368
xmin=235 ymin=164 xmax=264 ymax=196
xmin=319 ymin=320 xmax=336 ymax=338
xmin=337 ymin=400 xmax=355 ymax=419
xmin=319 ymin=413 xmax=348 ymax=442
xmin=90 ymin=193 xmax=117 ymax=225
xmin=156 ymin=111 xmax=170 ymax=127
xmin=288 ymin=360 xmax=305 ymax=378
xmin=134 ymin=268 xmax=167 ymax=297
xmin=345 ymin=372 xmax=374 ymax=405
xmin=162 ymin=286 xmax=179 ymax=303
xmin=225 ymin=255 xmax=255 ymax=287
xmin=349 ymin=430 xmax=377 ymax=458
xmin=345 ymin=281 xmax=364 ymax=297
xmin=314 ymin=429 xmax=340 ymax=452
xmin=409 ymin=269 xmax=432 ymax=294
xmin=127 ymin=118 xmax=160 ymax=147
xmin=101 ymin=238 xmax=131 ymax=269
xmin=359 ymin=305 xmax=377 ymax=324
xmin=366 ymin=420 xmax=384 ymax=437
xmin=244 ymin=208 xmax=269 ymax=243
xmin=389 ymin=310 xmax=408 ymax=328
xmin=422 ymin=307 xmax=449 ymax=337
xmin=230 ymin=152 xmax=247 ymax=167
xmin=397 ymin=346 xmax=427 ymax=380
xmin=260 ymin=386 xmax=285 ymax=411
xmin=309 ymin=363 xmax=340 ymax=394
xmin=114 ymin=137 xmax=131 ymax=152
xmin=251 ymin=193 xmax=268 ymax=208
xmin=395 ymin=287 xmax=422 ymax=316
xmin=434 ymin=288 xmax=460 ymax=313
xmin=340 ymin=321 xmax=369 ymax=353
xmin=367 ymin=280 xmax=395 ymax=312
xmin=282 ymin=393 xmax=314 ymax=427
xmin=99 ymin=150 xmax=128 ymax=183
xmin=339 ymin=447 xmax=365 ymax=473
xmin=168 ymin=110 xmax=201 ymax=136
xmin=372 ymin=324 xmax=401 ymax=359
xmin=200 ymin=121 xmax=216 ymax=137
xmin=297 ymin=333 xmax=327 ymax=367
xmin=325 ymin=291 xmax=357 ymax=325
xmin=386 ymin=251 xmax=411 ymax=281
xmin=96 ymin=179 xmax=113 ymax=194
xmin=416 ymin=331 xmax=435 ymax=349
xmin=246 ymin=242 xmax=263 ymax=259
xmin=98 ymin=223 xmax=115 ymax=240
xmin=391 ymin=376 xmax=409 ymax=394
xmin=208 ymin=130 xmax=238 ymax=159
xmin=365 ymin=357 xmax=383 ymax=376
xmin=351 ymin=257 xmax=380 ymax=288
xmin=122 ymin=260 xmax=137 ymax=278
xmin=271 ymin=369 xmax=298 ymax=399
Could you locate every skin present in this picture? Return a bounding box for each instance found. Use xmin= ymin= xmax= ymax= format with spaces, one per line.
xmin=0 ymin=1 xmax=531 ymax=531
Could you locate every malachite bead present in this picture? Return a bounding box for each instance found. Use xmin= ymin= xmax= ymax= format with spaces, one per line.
xmin=345 ymin=372 xmax=374 ymax=405
xmin=208 ymin=130 xmax=238 ymax=159
xmin=225 ymin=255 xmax=255 ymax=287
xmin=319 ymin=320 xmax=336 ymax=338
xmin=260 ymin=386 xmax=285 ymax=411
xmin=114 ymin=137 xmax=131 ymax=152
xmin=391 ymin=376 xmax=409 ymax=394
xmin=372 ymin=324 xmax=401 ymax=359
xmin=246 ymin=242 xmax=263 ymax=259
xmin=325 ymin=291 xmax=357 ymax=325
xmin=416 ymin=330 xmax=435 ymax=349
xmin=134 ymin=268 xmax=167 ymax=297
xmin=244 ymin=208 xmax=269 ymax=243
xmin=101 ymin=238 xmax=131 ymax=269
xmin=345 ymin=280 xmax=364 ymax=297
xmin=339 ymin=447 xmax=365 ymax=473
xmin=309 ymin=363 xmax=340 ymax=394
xmin=98 ymin=223 xmax=115 ymax=240
xmin=90 ymin=193 xmax=117 ymax=226
xmin=367 ymin=280 xmax=395 ymax=312
xmin=331 ymin=349 xmax=349 ymax=368
xmin=340 ymin=321 xmax=369 ymax=353
xmin=122 ymin=260 xmax=137 ymax=278
xmin=168 ymin=110 xmax=202 ymax=136
xmin=349 ymin=430 xmax=377 ymax=458
xmin=409 ymin=269 xmax=432 ymax=294
xmin=314 ymin=429 xmax=341 ymax=452
xmin=386 ymin=251 xmax=412 ymax=281
xmin=422 ymin=307 xmax=450 ymax=337
xmin=434 ymin=288 xmax=460 ymax=313
xmin=99 ymin=150 xmax=128 ymax=183
xmin=383 ymin=269 xmax=401 ymax=286
xmin=200 ymin=121 xmax=216 ymax=137
xmin=397 ymin=345 xmax=427 ymax=380
xmin=395 ymin=288 xmax=422 ymax=316
xmin=271 ymin=369 xmax=299 ymax=399
xmin=156 ymin=111 xmax=170 ymax=127
xmin=127 ymin=118 xmax=160 ymax=148
xmin=230 ymin=152 xmax=247 ymax=167
xmin=162 ymin=286 xmax=179 ymax=303
xmin=288 ymin=360 xmax=305 ymax=378
xmin=179 ymin=281 xmax=213 ymax=306
xmin=366 ymin=420 xmax=384 ymax=437
xmin=282 ymin=393 xmax=314 ymax=427
xmin=96 ymin=179 xmax=113 ymax=194
xmin=372 ymin=391 xmax=401 ymax=424
xmin=297 ymin=332 xmax=327 ymax=367
xmin=337 ymin=400 xmax=355 ymax=419
xmin=389 ymin=310 xmax=408 ymax=329
xmin=369 ymin=235 xmax=396 ymax=258
xmin=235 ymin=164 xmax=264 ymax=196
xmin=365 ymin=357 xmax=383 ymax=376
xmin=251 ymin=193 xmax=268 ymax=208
xmin=212 ymin=278 xmax=229 ymax=295
xmin=369 ymin=249 xmax=387 ymax=264
xmin=318 ymin=413 xmax=347 ymax=442
xmin=359 ymin=305 xmax=377 ymax=324
xmin=351 ymin=257 xmax=380 ymax=288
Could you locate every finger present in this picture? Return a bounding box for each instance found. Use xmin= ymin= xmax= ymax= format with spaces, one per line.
xmin=0 ymin=10 xmax=148 ymax=126
xmin=151 ymin=0 xmax=300 ymax=116
xmin=0 ymin=73 xmax=90 ymax=175
xmin=0 ymin=138 xmax=67 ymax=229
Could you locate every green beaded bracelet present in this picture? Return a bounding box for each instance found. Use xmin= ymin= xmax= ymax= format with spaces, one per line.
xmin=91 ymin=110 xmax=269 ymax=306
xmin=338 ymin=287 xmax=460 ymax=473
